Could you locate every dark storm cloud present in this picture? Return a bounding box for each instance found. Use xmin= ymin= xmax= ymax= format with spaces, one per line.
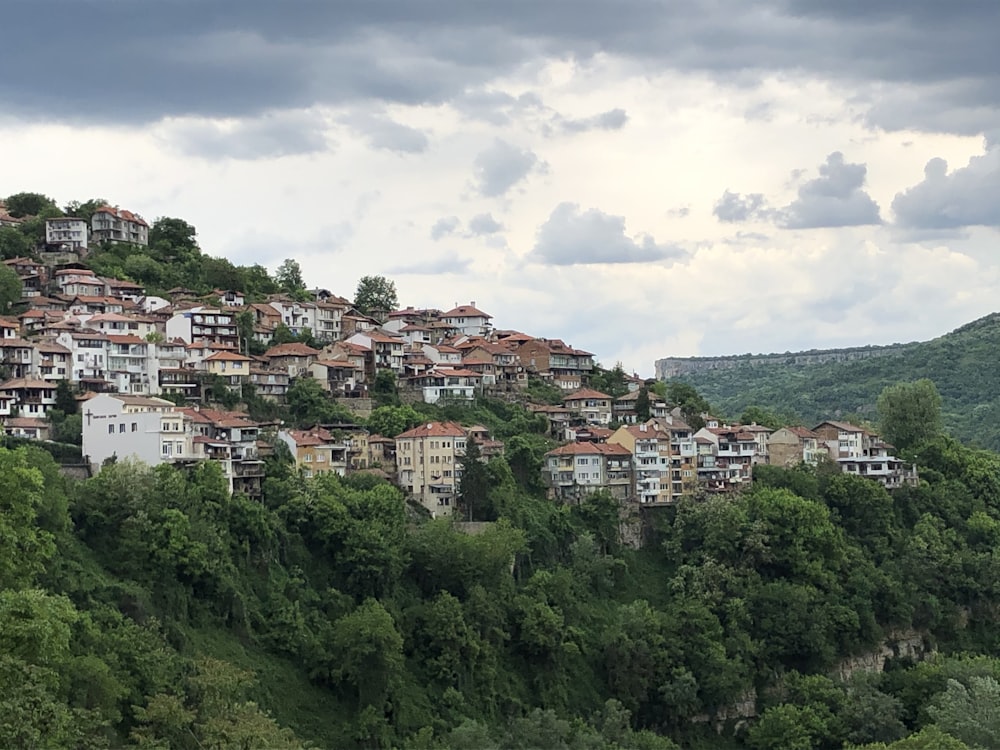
xmin=892 ymin=139 xmax=1000 ymax=230
xmin=472 ymin=140 xmax=543 ymax=197
xmin=778 ymin=152 xmax=882 ymax=228
xmin=531 ymin=202 xmax=687 ymax=265
xmin=3 ymin=1 xmax=999 ymax=138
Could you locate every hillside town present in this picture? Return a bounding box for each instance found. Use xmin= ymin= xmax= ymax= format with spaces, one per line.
xmin=1 ymin=199 xmax=918 ymax=517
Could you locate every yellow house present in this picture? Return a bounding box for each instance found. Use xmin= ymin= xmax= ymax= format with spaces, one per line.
xmin=204 ymin=351 xmax=252 ymax=381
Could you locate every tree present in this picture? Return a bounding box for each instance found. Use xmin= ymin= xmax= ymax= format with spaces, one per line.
xmin=286 ymin=376 xmax=354 ymax=427
xmin=62 ymin=197 xmax=107 ymax=220
xmin=329 ymin=599 xmax=404 ymax=710
xmin=371 ymin=369 xmax=400 ymax=407
xmin=459 ymin=437 xmax=493 ymax=521
xmin=354 ymin=275 xmax=398 ymax=319
xmin=0 ymin=265 xmax=22 ymax=314
xmin=0 ymin=447 xmax=55 ymax=589
xmin=54 ymin=380 xmax=77 ymax=416
xmin=877 ymin=379 xmax=942 ymax=451
xmin=0 ymin=227 xmax=32 ymax=260
xmin=3 ymin=192 xmax=57 ymax=218
xmin=665 ymin=381 xmax=712 ymax=429
xmin=275 ymin=258 xmax=306 ymax=296
xmin=927 ymin=676 xmax=1000 ymax=749
xmin=366 ymin=405 xmax=422 ymax=438
xmin=636 ymin=387 xmax=651 ymax=421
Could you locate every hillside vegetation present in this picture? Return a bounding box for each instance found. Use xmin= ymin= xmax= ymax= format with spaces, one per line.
xmin=675 ymin=313 xmax=1000 ymax=449
xmin=10 ymin=391 xmax=1000 ymax=748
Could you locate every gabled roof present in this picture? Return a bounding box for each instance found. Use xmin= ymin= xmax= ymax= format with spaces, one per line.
xmin=0 ymin=378 xmax=54 ymax=390
xmin=395 ymin=421 xmax=468 ymax=439
xmin=564 ymin=387 xmax=612 ymax=401
xmin=205 ymin=351 xmax=252 ymax=362
xmin=814 ymin=420 xmax=865 ymax=433
xmin=545 ymin=442 xmax=631 ymax=457
xmin=265 ymin=343 xmax=320 ymax=358
xmin=442 ymin=304 xmax=492 ymax=319
xmin=107 ymin=334 xmax=147 ymax=345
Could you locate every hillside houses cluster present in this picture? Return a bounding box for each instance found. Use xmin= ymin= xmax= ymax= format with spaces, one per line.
xmin=539 ymin=387 xmax=919 ymax=505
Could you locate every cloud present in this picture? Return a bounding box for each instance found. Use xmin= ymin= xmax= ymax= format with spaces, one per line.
xmin=777 ymin=152 xmax=882 ymax=228
xmin=340 ymin=112 xmax=429 ymax=153
xmin=472 ymin=139 xmax=543 ymax=197
xmin=3 ymin=1 xmax=1000 ymax=138
xmin=713 ymin=191 xmax=769 ymax=223
xmin=387 ymin=252 xmax=472 ymax=275
xmin=891 ymin=139 xmax=1000 ymax=230
xmin=556 ymin=108 xmax=629 ymax=134
xmin=159 ymin=110 xmax=330 ymax=160
xmin=430 ymin=216 xmax=461 ymax=240
xmin=530 ymin=202 xmax=688 ymax=266
xmin=467 ymin=213 xmax=504 ymax=235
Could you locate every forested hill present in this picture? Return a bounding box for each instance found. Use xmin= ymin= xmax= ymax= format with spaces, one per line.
xmin=673 ymin=312 xmax=1000 ymax=449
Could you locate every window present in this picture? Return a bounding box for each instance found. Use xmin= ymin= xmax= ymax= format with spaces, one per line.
xmin=131 ymin=423 xmax=137 ymax=432
xmin=304 ymin=454 xmax=313 ymax=462
xmin=316 ymin=453 xmax=326 ymax=462
xmin=119 ymin=423 xmax=126 ymax=433
xmin=108 ymin=424 xmax=115 ymax=434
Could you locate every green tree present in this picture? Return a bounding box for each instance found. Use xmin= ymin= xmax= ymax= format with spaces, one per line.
xmin=55 ymin=379 xmax=78 ymax=415
xmin=0 ymin=264 xmax=23 ymax=313
xmin=0 ymin=448 xmax=56 ymax=588
xmin=0 ymin=226 xmax=32 ymax=259
xmin=459 ymin=437 xmax=493 ymax=521
xmin=371 ymin=368 xmax=400 ymax=407
xmin=275 ymin=258 xmax=306 ymax=296
xmin=366 ymin=404 xmax=422 ymax=438
xmin=635 ymin=387 xmax=651 ymax=421
xmin=62 ymin=197 xmax=107 ymax=220
xmin=149 ymin=216 xmax=200 ymax=265
xmin=353 ymin=275 xmax=398 ymax=319
xmin=329 ymin=599 xmax=404 ymax=710
xmin=927 ymin=676 xmax=1000 ymax=749
xmin=877 ymin=379 xmax=943 ymax=451
xmin=286 ymin=376 xmax=354 ymax=427
xmin=4 ymin=192 xmax=58 ymax=218
xmin=665 ymin=381 xmax=712 ymax=429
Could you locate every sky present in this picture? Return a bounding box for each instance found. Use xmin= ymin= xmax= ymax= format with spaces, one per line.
xmin=3 ymin=1 xmax=1000 ymax=377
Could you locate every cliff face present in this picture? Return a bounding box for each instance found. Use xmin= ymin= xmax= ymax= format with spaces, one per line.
xmin=654 ymin=343 xmax=913 ymax=380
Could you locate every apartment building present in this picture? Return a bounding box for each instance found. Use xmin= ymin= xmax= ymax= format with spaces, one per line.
xmin=277 ymin=427 xmax=350 ymax=477
xmin=563 ymin=388 xmax=613 ymax=425
xmin=82 ymin=393 xmax=189 ymax=470
xmin=45 ymin=218 xmax=89 ymax=250
xmin=90 ymin=206 xmax=149 ymax=246
xmin=165 ymin=307 xmax=239 ymax=348
xmin=542 ymin=441 xmax=633 ymax=504
xmin=395 ymin=421 xmax=468 ymax=517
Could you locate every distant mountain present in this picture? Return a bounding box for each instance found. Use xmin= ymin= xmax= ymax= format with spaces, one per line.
xmin=664 ymin=313 xmax=1000 ymax=449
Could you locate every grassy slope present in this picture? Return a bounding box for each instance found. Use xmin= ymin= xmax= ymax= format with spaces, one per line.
xmin=678 ymin=313 xmax=1000 ymax=449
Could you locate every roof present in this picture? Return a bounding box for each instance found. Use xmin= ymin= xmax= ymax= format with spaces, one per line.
xmin=786 ymin=426 xmax=820 ymax=439
xmin=265 ymin=343 xmax=320 ymax=357
xmin=814 ymin=420 xmax=865 ymax=433
xmin=0 ymin=378 xmax=55 ymax=390
xmin=205 ymin=351 xmax=252 ymax=362
xmin=94 ymin=205 xmax=149 ymax=227
xmin=107 ymin=334 xmax=147 ymax=345
xmin=545 ymin=442 xmax=632 ymax=457
xmin=564 ymin=387 xmax=612 ymax=401
xmin=442 ymin=304 xmax=492 ymax=319
xmin=5 ymin=417 xmax=49 ymax=429
xmin=111 ymin=394 xmax=176 ymax=407
xmin=396 ymin=421 xmax=468 ymax=439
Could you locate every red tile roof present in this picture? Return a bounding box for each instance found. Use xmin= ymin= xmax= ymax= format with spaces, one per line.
xmin=395 ymin=421 xmax=468 ymax=439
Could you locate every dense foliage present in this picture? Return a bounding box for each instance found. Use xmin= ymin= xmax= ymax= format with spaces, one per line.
xmin=675 ymin=313 xmax=1000 ymax=449
xmin=4 ymin=389 xmax=1000 ymax=748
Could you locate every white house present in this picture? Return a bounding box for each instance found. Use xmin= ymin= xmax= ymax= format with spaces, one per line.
xmin=441 ymin=302 xmax=493 ymax=337
xmin=82 ymin=393 xmax=189 ymax=471
xmin=45 ymin=218 xmax=89 ymax=250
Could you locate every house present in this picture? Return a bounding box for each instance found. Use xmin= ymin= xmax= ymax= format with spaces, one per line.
xmin=515 ymin=338 xmax=594 ymax=387
xmin=693 ymin=426 xmax=757 ymax=492
xmin=608 ymin=421 xmax=675 ymax=505
xmin=460 ymin=341 xmax=522 ymax=386
xmin=368 ymin=434 xmax=397 ymax=473
xmin=203 ymin=351 xmax=252 ymax=386
xmin=0 ymin=337 xmax=37 ymax=379
xmin=45 ymin=217 xmax=89 ymax=250
xmin=3 ymin=257 xmax=47 ymax=296
xmin=165 ymin=307 xmax=239 ymax=348
xmin=812 ymin=421 xmax=918 ymax=489
xmin=56 ymin=329 xmax=111 ymax=389
xmin=90 ymin=205 xmax=149 ymax=246
xmin=0 ymin=378 xmax=58 ymax=419
xmin=249 ymin=366 xmax=290 ymax=401
xmin=441 ymin=302 xmax=493 ymax=337
xmin=178 ymin=407 xmax=266 ymax=498
xmin=106 ymin=334 xmax=159 ymax=395
xmin=277 ymin=428 xmax=350 ymax=477
xmin=104 ymin=278 xmax=146 ymax=303
xmin=54 ymin=268 xmax=106 ymax=298
xmin=563 ymin=387 xmax=613 ymax=425
xmin=214 ymin=289 xmax=246 ymax=307
xmin=309 ymin=355 xmax=363 ymax=396
xmin=346 ymin=331 xmax=405 ymax=375
xmin=403 ymin=367 xmax=482 ymax=403
xmin=82 ymin=393 xmax=189 ymax=470
xmin=34 ymin=342 xmax=72 ymax=382
xmin=3 ymin=417 xmax=52 ymax=441
xmin=542 ymin=442 xmax=634 ymax=504
xmin=264 ymin=342 xmax=320 ymax=377
xmin=267 ymin=296 xmax=318 ymax=337
xmin=768 ymin=426 xmax=827 ymax=467
xmin=314 ymin=297 xmax=350 ymax=342
xmin=394 ymin=421 xmax=468 ymax=517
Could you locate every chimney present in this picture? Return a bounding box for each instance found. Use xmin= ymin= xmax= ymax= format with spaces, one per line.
xmin=470 ymin=300 xmax=476 ymax=307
